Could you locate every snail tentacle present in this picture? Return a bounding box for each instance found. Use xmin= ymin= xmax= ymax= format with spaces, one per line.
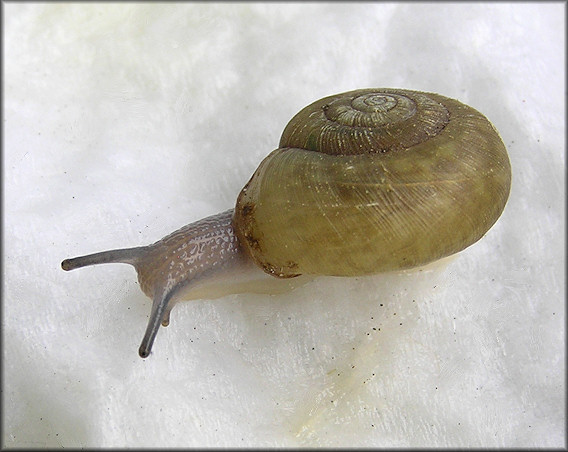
xmin=138 ymin=287 xmax=175 ymax=358
xmin=61 ymin=247 xmax=147 ymax=271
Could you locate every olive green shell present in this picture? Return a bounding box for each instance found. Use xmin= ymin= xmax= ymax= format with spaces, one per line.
xmin=233 ymin=88 xmax=511 ymax=278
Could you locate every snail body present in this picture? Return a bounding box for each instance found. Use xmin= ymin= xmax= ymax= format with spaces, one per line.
xmin=62 ymin=88 xmax=511 ymax=358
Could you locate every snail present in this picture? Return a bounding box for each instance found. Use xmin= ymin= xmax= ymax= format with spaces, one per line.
xmin=61 ymin=88 xmax=511 ymax=358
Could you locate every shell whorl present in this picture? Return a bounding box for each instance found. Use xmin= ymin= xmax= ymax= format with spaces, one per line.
xmin=234 ymin=88 xmax=511 ymax=278
xmin=280 ymin=89 xmax=450 ymax=155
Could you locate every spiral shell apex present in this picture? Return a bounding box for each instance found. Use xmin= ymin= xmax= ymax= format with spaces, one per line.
xmin=234 ymin=88 xmax=511 ymax=278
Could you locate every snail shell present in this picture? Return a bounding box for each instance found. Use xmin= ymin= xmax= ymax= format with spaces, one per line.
xmin=62 ymin=88 xmax=511 ymax=358
xmin=235 ymin=88 xmax=511 ymax=277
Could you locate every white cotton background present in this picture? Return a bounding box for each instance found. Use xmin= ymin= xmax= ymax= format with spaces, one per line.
xmin=3 ymin=3 xmax=564 ymax=448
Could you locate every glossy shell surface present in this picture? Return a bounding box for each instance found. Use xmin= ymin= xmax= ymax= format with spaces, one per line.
xmin=234 ymin=89 xmax=511 ymax=278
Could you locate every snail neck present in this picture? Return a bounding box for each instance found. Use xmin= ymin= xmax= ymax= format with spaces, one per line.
xmin=138 ymin=208 xmax=308 ymax=305
xmin=136 ymin=208 xmax=308 ymax=357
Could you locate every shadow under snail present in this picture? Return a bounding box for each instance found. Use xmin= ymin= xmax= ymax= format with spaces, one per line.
xmin=61 ymin=88 xmax=511 ymax=358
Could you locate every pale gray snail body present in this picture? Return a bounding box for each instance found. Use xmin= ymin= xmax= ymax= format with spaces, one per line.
xmin=62 ymin=88 xmax=512 ymax=358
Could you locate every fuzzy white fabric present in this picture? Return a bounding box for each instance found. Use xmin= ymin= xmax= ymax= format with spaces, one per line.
xmin=4 ymin=3 xmax=565 ymax=448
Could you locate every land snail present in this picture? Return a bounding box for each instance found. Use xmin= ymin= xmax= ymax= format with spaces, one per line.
xmin=62 ymin=88 xmax=511 ymax=358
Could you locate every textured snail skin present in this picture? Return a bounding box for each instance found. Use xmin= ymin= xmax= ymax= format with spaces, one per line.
xmin=61 ymin=88 xmax=511 ymax=358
